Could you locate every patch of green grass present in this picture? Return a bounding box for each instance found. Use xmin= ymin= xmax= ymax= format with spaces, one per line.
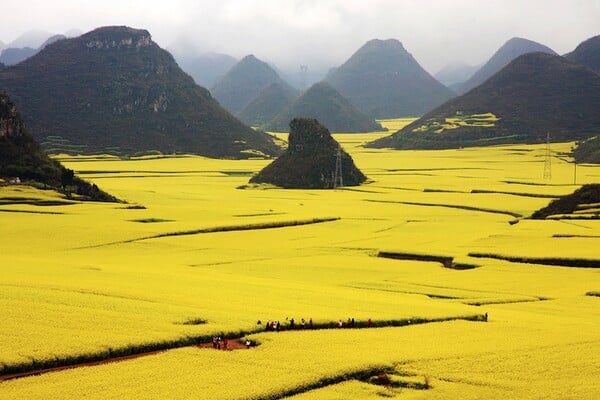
xmin=129 ymin=218 xmax=173 ymax=223
xmin=411 ymin=112 xmax=499 ymax=134
xmin=469 ymin=252 xmax=600 ymax=268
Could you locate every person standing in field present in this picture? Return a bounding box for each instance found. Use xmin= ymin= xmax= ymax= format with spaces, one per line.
xmin=276 ymin=321 xmax=281 ymax=332
xmin=367 ymin=318 xmax=372 ymax=327
xmin=301 ymin=318 xmax=305 ymax=328
xmin=338 ymin=320 xmax=343 ymax=328
xmin=309 ymin=318 xmax=313 ymax=329
xmin=245 ymin=339 xmax=251 ymax=349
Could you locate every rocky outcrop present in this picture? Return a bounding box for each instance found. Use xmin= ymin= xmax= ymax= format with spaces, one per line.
xmin=0 ymin=93 xmax=118 ymax=202
xmin=249 ymin=118 xmax=367 ymax=188
xmin=0 ymin=95 xmax=25 ymax=137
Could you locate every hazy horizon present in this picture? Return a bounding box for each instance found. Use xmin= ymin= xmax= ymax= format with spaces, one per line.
xmin=1 ymin=0 xmax=598 ymax=75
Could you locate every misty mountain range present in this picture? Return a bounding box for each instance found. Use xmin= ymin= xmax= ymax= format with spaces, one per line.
xmin=1 ymin=26 xmax=599 ymax=163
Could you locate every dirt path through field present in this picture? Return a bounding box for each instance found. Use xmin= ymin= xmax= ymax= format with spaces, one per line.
xmin=0 ymin=314 xmax=486 ymax=382
xmin=0 ymin=340 xmax=250 ymax=382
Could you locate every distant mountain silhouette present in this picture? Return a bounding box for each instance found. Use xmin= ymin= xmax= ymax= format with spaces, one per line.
xmin=5 ymin=30 xmax=53 ymax=49
xmin=0 ymin=47 xmax=37 ymax=66
xmin=325 ymin=39 xmax=454 ymax=118
xmin=249 ymin=118 xmax=366 ymax=188
xmin=458 ymin=37 xmax=556 ymax=94
xmin=367 ymin=53 xmax=600 ymax=150
xmin=237 ymin=82 xmax=300 ymax=127
xmin=211 ymin=54 xmax=291 ymax=114
xmin=0 ymin=34 xmax=67 ymax=66
xmin=0 ymin=93 xmax=118 ymax=201
xmin=265 ymin=82 xmax=384 ymax=133
xmin=573 ymin=136 xmax=600 ymax=163
xmin=565 ymin=35 xmax=600 ymax=74
xmin=434 ymin=62 xmax=479 ymax=88
xmin=177 ymin=52 xmax=238 ymax=88
xmin=0 ymin=26 xmax=281 ymax=158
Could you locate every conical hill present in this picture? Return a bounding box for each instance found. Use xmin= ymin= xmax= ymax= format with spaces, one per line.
xmin=249 ymin=118 xmax=367 ymax=189
xmin=265 ymin=82 xmax=383 ymax=133
xmin=367 ymin=52 xmax=600 ymax=150
xmin=325 ymin=39 xmax=454 ymax=118
xmin=0 ymin=26 xmax=281 ymax=158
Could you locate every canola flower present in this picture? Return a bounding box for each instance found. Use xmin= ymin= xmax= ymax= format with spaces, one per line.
xmin=1 ymin=133 xmax=599 ymax=399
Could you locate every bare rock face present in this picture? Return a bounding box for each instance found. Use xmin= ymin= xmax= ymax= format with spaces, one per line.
xmin=0 ymin=95 xmax=25 ymax=137
xmin=249 ymin=118 xmax=367 ymax=188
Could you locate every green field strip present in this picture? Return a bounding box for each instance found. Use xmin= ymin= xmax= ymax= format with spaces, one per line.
xmin=0 ymin=208 xmax=65 ymax=215
xmin=365 ymin=199 xmax=523 ymax=218
xmin=469 ymin=252 xmax=600 ymax=268
xmin=0 ymin=197 xmax=75 ymax=206
xmin=471 ymin=189 xmax=560 ymax=198
xmin=76 ymin=217 xmax=342 ymax=248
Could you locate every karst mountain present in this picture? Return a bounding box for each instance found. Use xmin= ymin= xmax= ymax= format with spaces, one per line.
xmin=0 ymin=93 xmax=117 ymax=201
xmin=458 ymin=37 xmax=557 ymax=94
xmin=264 ymin=82 xmax=383 ymax=133
xmin=325 ymin=38 xmax=454 ymax=118
xmin=210 ymin=54 xmax=292 ymax=115
xmin=565 ymin=35 xmax=600 ymax=74
xmin=367 ymin=52 xmax=600 ymax=150
xmin=0 ymin=26 xmax=281 ymax=158
xmin=250 ymin=118 xmax=367 ymax=188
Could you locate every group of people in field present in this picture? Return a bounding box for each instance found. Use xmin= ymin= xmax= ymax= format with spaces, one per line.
xmin=263 ymin=317 xmax=313 ymax=331
xmin=211 ymin=335 xmax=229 ymax=350
xmin=262 ymin=317 xmax=373 ymax=331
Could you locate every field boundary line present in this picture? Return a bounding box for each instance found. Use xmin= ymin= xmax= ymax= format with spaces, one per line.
xmin=74 ymin=217 xmax=341 ymax=249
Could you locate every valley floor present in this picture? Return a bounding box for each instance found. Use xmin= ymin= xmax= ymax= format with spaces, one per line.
xmin=1 ymin=128 xmax=599 ymax=399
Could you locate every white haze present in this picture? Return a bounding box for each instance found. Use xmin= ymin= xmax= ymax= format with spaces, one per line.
xmin=1 ymin=0 xmax=598 ymax=74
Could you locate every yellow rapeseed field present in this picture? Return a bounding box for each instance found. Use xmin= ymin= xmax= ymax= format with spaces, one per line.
xmin=1 ymin=127 xmax=598 ymax=399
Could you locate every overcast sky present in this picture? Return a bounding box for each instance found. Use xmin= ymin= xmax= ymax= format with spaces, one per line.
xmin=1 ymin=0 xmax=598 ymax=74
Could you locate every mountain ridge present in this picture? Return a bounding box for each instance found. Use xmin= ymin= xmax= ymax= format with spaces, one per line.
xmin=0 ymin=26 xmax=281 ymax=159
xmin=367 ymin=52 xmax=600 ymax=150
xmin=325 ymin=38 xmax=454 ymax=118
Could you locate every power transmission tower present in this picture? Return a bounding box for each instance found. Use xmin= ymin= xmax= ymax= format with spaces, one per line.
xmin=300 ymin=65 xmax=308 ymax=90
xmin=543 ymin=132 xmax=552 ymax=180
xmin=333 ymin=144 xmax=343 ymax=188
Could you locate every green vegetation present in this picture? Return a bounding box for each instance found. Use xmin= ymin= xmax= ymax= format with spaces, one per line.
xmin=325 ymin=39 xmax=454 ymax=118
xmin=573 ymin=136 xmax=600 ymax=164
xmin=211 ymin=54 xmax=292 ymax=115
xmin=237 ymin=82 xmax=300 ymax=127
xmin=411 ymin=112 xmax=499 ymax=134
xmin=531 ymin=184 xmax=600 ymax=219
xmin=0 ymin=26 xmax=281 ymax=158
xmin=265 ymin=82 xmax=384 ymax=133
xmin=469 ymin=252 xmax=600 ymax=268
xmin=368 ymin=53 xmax=600 ymax=149
xmin=0 ymin=93 xmax=119 ymax=202
xmin=565 ymin=34 xmax=600 ymax=74
xmin=251 ymin=118 xmax=367 ymax=188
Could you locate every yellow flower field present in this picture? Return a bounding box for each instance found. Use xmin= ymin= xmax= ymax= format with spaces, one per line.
xmin=1 ymin=128 xmax=599 ymax=399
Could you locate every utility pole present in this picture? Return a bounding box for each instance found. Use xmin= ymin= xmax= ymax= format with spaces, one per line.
xmin=543 ymin=132 xmax=552 ymax=180
xmin=333 ymin=144 xmax=343 ymax=189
